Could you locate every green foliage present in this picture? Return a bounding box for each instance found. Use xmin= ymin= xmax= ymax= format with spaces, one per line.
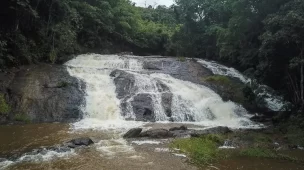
xmin=168 ymin=0 xmax=304 ymax=110
xmin=0 ymin=0 xmax=179 ymax=66
xmin=49 ymin=50 xmax=57 ymax=64
xmin=0 ymin=0 xmax=303 ymax=110
xmin=170 ymin=135 xmax=223 ymax=165
xmin=177 ymin=56 xmax=186 ymax=62
xmin=240 ymin=148 xmax=276 ymax=158
xmin=240 ymin=147 xmax=300 ymax=162
xmin=0 ymin=93 xmax=10 ymax=115
xmin=14 ymin=114 xmax=31 ymax=123
xmin=205 ymin=75 xmax=233 ymax=86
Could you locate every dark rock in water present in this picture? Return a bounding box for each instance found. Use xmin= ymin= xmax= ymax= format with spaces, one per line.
xmin=118 ymin=52 xmax=133 ymax=56
xmin=250 ymin=114 xmax=272 ymax=123
xmin=111 ymin=69 xmax=173 ymax=122
xmin=131 ymin=94 xmax=155 ymax=122
xmin=161 ymin=92 xmax=173 ymax=117
xmin=191 ymin=126 xmax=231 ymax=137
xmin=110 ymin=70 xmax=135 ymax=99
xmin=140 ymin=129 xmax=173 ymax=138
xmin=0 ymin=158 xmax=8 ymax=162
xmin=123 ymin=128 xmax=143 ymax=138
xmin=171 ymin=130 xmax=192 ymax=138
xmin=143 ymin=62 xmax=162 ymax=70
xmin=67 ymin=138 xmax=94 ymax=148
xmin=0 ymin=64 xmax=85 ymax=123
xmin=169 ymin=125 xmax=188 ymax=131
xmin=288 ymin=145 xmax=298 ymax=149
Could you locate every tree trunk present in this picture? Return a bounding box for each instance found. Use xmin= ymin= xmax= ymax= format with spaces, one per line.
xmin=46 ymin=0 xmax=54 ymax=36
xmin=300 ymin=46 xmax=304 ymax=110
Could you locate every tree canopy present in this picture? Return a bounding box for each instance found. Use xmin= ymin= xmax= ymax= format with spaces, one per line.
xmin=1 ymin=0 xmax=304 ymax=109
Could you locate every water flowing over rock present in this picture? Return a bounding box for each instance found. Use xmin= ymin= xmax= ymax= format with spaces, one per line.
xmin=65 ymin=54 xmax=259 ymax=129
xmin=110 ymin=69 xmax=173 ymax=121
xmin=197 ymin=59 xmax=287 ymax=112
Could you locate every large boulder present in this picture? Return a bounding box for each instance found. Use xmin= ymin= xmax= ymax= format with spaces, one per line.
xmin=191 ymin=126 xmax=232 ymax=137
xmin=66 ymin=137 xmax=94 ymax=148
xmin=140 ymin=129 xmax=173 ymax=138
xmin=169 ymin=125 xmax=188 ymax=131
xmin=0 ymin=64 xmax=85 ymax=123
xmin=123 ymin=128 xmax=143 ymax=138
xmin=131 ymin=94 xmax=155 ymax=121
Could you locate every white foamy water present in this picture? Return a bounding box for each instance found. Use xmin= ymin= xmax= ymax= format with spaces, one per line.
xmin=131 ymin=140 xmax=162 ymax=145
xmin=0 ymin=149 xmax=76 ymax=170
xmin=197 ymin=59 xmax=286 ymax=111
xmin=96 ymin=138 xmax=135 ymax=158
xmin=66 ymin=54 xmax=144 ymax=130
xmin=0 ymin=160 xmax=13 ymax=170
xmin=65 ymin=54 xmax=258 ymax=130
xmin=151 ymin=73 xmax=255 ymax=128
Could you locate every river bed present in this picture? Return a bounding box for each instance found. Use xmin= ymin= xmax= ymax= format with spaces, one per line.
xmin=1 ymin=123 xmax=304 ymax=170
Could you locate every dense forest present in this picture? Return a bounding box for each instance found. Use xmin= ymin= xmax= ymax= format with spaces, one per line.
xmin=0 ymin=0 xmax=304 ymax=111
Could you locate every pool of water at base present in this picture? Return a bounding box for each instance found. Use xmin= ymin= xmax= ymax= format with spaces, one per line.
xmin=0 ymin=123 xmax=304 ymax=170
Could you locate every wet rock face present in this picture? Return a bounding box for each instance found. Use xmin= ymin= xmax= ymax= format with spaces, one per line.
xmin=0 ymin=64 xmax=85 ymax=123
xmin=123 ymin=128 xmax=143 ymax=138
xmin=111 ymin=70 xmax=173 ymax=122
xmin=131 ymin=94 xmax=154 ymax=121
xmin=142 ymin=58 xmax=213 ymax=84
xmin=66 ymin=138 xmax=94 ymax=148
xmin=140 ymin=129 xmax=173 ymax=138
xmin=191 ymin=126 xmax=232 ymax=137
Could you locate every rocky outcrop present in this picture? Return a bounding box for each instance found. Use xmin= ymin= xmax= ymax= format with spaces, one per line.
xmin=142 ymin=58 xmax=213 ymax=84
xmin=169 ymin=125 xmax=188 ymax=131
xmin=123 ymin=128 xmax=143 ymax=138
xmin=122 ymin=126 xmax=232 ymax=139
xmin=110 ymin=70 xmax=173 ymax=122
xmin=140 ymin=129 xmax=173 ymax=138
xmin=191 ymin=126 xmax=232 ymax=137
xmin=0 ymin=64 xmax=85 ymax=123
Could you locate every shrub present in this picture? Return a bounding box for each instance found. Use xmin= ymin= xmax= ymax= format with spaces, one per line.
xmin=0 ymin=93 xmax=10 ymax=115
xmin=240 ymin=148 xmax=276 ymax=158
xmin=177 ymin=56 xmax=186 ymax=62
xmin=14 ymin=114 xmax=31 ymax=123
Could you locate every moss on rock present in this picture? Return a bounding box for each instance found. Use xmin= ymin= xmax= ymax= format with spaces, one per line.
xmin=0 ymin=93 xmax=10 ymax=115
xmin=14 ymin=113 xmax=31 ymax=123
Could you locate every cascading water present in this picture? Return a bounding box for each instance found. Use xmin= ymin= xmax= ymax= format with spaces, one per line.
xmin=197 ymin=59 xmax=286 ymax=111
xmin=65 ymin=54 xmax=258 ymax=129
xmin=66 ymin=54 xmax=144 ymax=130
xmin=151 ymin=73 xmax=253 ymax=127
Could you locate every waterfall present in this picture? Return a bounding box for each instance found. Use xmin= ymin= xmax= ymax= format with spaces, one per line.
xmin=151 ymin=73 xmax=253 ymax=127
xmin=66 ymin=54 xmax=144 ymax=130
xmin=65 ymin=54 xmax=258 ymax=130
xmin=197 ymin=59 xmax=286 ymax=111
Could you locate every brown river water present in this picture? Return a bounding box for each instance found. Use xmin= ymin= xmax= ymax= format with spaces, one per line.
xmin=0 ymin=123 xmax=304 ymax=170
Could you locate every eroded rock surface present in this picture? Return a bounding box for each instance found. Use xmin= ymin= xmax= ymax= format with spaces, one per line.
xmin=0 ymin=64 xmax=85 ymax=123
